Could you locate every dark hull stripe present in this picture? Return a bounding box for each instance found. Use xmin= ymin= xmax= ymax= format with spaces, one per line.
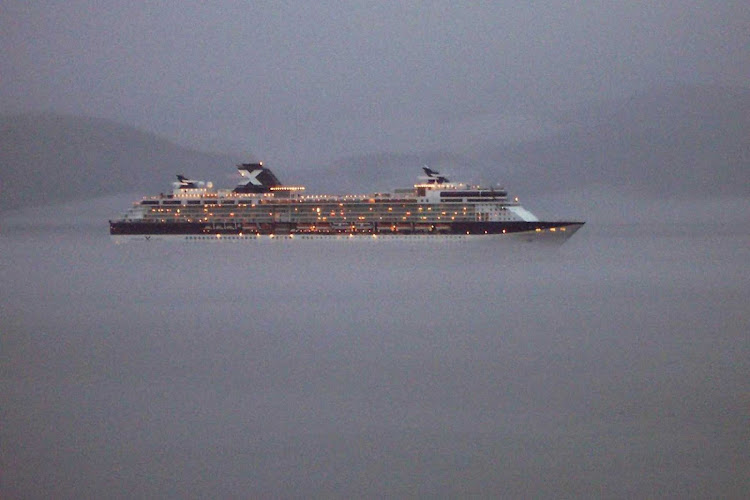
xmin=110 ymin=221 xmax=584 ymax=236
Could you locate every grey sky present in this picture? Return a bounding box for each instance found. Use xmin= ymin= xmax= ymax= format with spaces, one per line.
xmin=3 ymin=1 xmax=748 ymax=165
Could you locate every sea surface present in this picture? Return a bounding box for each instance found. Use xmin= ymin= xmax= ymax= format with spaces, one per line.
xmin=1 ymin=218 xmax=748 ymax=498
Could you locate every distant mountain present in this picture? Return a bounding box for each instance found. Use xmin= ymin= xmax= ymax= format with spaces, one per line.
xmin=318 ymin=152 xmax=474 ymax=195
xmin=483 ymin=85 xmax=750 ymax=197
xmin=2 ymin=86 xmax=747 ymax=213
xmin=0 ymin=113 xmax=243 ymax=211
xmin=328 ymin=86 xmax=750 ymax=198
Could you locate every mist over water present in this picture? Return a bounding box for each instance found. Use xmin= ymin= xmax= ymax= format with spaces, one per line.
xmin=1 ymin=214 xmax=748 ymax=497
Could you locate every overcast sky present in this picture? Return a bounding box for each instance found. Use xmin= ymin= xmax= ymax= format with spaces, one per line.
xmin=3 ymin=1 xmax=748 ymax=166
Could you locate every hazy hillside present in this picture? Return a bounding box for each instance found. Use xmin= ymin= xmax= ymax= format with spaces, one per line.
xmin=329 ymin=86 xmax=750 ymax=198
xmin=318 ymin=152 xmax=475 ymax=195
xmin=2 ymin=86 xmax=748 ymax=212
xmin=482 ymin=86 xmax=750 ymax=197
xmin=0 ymin=114 xmax=243 ymax=211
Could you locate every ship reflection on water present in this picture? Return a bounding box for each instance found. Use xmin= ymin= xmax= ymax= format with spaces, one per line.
xmin=1 ymin=222 xmax=748 ymax=498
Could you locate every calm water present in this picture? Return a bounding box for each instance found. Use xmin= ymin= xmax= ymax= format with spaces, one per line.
xmin=1 ymin=223 xmax=748 ymax=498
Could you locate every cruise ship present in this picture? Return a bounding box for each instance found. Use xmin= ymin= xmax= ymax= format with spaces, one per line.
xmin=109 ymin=163 xmax=584 ymax=242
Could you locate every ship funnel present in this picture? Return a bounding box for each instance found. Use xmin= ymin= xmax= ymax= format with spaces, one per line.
xmin=234 ymin=163 xmax=283 ymax=193
xmin=421 ymin=166 xmax=449 ymax=184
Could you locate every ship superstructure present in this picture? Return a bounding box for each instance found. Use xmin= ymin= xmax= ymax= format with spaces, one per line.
xmin=110 ymin=163 xmax=584 ymax=242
